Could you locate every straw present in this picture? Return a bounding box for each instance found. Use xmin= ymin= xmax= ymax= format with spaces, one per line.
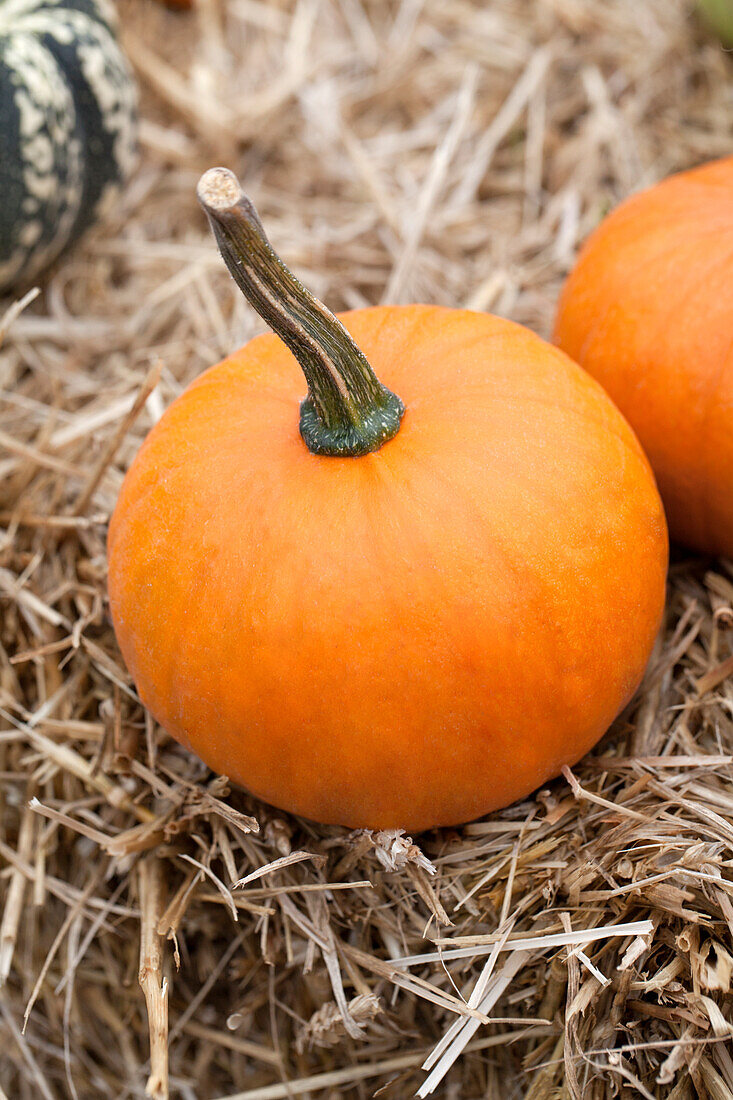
xmin=1 ymin=0 xmax=732 ymax=1096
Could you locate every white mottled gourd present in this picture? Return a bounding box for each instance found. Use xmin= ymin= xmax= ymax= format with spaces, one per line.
xmin=0 ymin=0 xmax=137 ymax=293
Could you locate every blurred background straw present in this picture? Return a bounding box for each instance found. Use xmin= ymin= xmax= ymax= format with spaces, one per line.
xmin=1 ymin=1 xmax=733 ymax=1097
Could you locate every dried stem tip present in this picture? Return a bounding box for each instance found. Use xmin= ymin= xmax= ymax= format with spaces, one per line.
xmin=197 ymin=167 xmax=244 ymax=211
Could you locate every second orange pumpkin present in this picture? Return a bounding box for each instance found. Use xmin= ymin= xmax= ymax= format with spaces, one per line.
xmin=554 ymin=156 xmax=733 ymax=558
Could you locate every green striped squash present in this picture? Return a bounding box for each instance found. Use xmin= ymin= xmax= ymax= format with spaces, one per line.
xmin=0 ymin=0 xmax=137 ymax=293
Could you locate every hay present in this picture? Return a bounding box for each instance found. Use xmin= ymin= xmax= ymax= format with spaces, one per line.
xmin=1 ymin=0 xmax=733 ymax=1096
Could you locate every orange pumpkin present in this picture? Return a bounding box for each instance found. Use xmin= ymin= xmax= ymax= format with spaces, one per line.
xmin=107 ymin=168 xmax=667 ymax=831
xmin=554 ymin=157 xmax=733 ymax=558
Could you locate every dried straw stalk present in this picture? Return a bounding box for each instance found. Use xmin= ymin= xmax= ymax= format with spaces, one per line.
xmin=138 ymin=856 xmax=169 ymax=1099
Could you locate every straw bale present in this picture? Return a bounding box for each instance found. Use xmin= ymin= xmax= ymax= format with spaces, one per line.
xmin=1 ymin=1 xmax=732 ymax=1096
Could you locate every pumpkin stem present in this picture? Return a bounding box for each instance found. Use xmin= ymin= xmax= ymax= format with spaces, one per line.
xmin=197 ymin=168 xmax=405 ymax=457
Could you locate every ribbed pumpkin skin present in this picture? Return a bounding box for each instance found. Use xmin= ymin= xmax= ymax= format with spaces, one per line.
xmin=553 ymin=157 xmax=733 ymax=557
xmin=0 ymin=0 xmax=137 ymax=292
xmin=108 ymin=306 xmax=667 ymax=831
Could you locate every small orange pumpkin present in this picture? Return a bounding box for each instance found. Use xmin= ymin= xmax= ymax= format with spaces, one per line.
xmin=554 ymin=157 xmax=733 ymax=558
xmin=107 ymin=168 xmax=667 ymax=831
